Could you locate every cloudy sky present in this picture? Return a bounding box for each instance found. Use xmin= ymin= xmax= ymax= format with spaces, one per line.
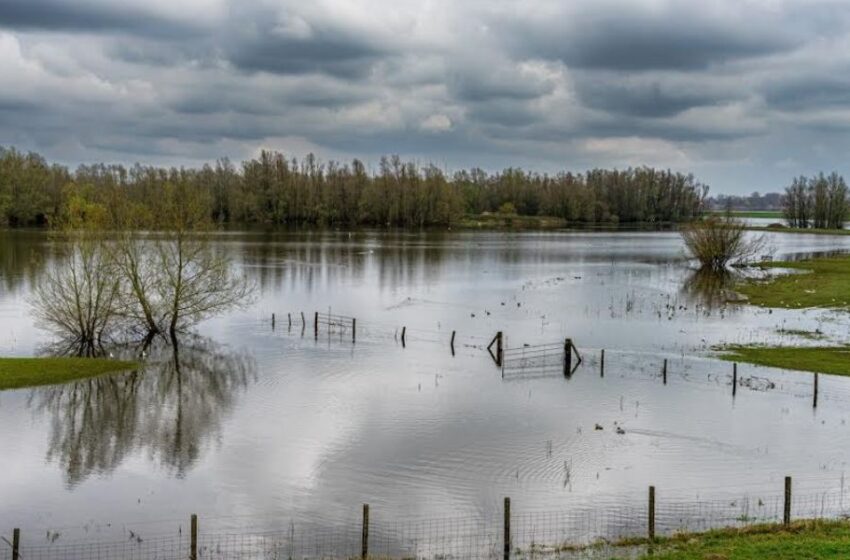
xmin=2 ymin=0 xmax=850 ymax=194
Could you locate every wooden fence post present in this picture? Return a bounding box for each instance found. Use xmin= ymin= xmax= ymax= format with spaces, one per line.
xmin=662 ymin=359 xmax=667 ymax=385
xmin=814 ymin=373 xmax=819 ymax=408
xmin=401 ymin=326 xmax=406 ymax=347
xmin=288 ymin=313 xmax=292 ymax=329
xmin=361 ymin=503 xmax=369 ymax=559
xmin=272 ymin=313 xmax=275 ymax=329
xmin=733 ymin=363 xmax=737 ymax=397
xmin=564 ymin=338 xmax=572 ymax=375
xmin=496 ymin=332 xmax=503 ymax=366
xmin=11 ymin=528 xmax=19 ymax=560
xmin=503 ymin=497 xmax=511 ymax=560
xmin=450 ymin=331 xmax=456 ymax=356
xmin=352 ymin=318 xmax=356 ymax=344
xmin=784 ymin=476 xmax=792 ymax=526
xmin=314 ymin=312 xmax=319 ymax=338
xmin=648 ymin=486 xmax=656 ymax=542
xmin=600 ymin=349 xmax=605 ymax=377
xmin=190 ymin=514 xmax=198 ymax=560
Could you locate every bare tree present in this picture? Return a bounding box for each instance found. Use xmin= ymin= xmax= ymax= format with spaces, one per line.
xmin=681 ymin=217 xmax=767 ymax=271
xmin=31 ymin=234 xmax=121 ymax=356
xmin=148 ymin=181 xmax=252 ymax=339
xmin=154 ymin=232 xmax=253 ymax=339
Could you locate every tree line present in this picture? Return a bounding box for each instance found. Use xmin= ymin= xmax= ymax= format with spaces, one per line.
xmin=0 ymin=147 xmax=708 ymax=228
xmin=783 ymin=172 xmax=848 ymax=229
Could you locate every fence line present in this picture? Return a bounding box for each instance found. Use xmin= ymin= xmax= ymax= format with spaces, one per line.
xmin=6 ymin=477 xmax=850 ymax=560
xmin=259 ymin=310 xmax=838 ymax=410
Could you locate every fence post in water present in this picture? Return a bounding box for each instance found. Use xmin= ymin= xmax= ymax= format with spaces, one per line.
xmin=314 ymin=311 xmax=319 ymax=339
xmin=814 ymin=373 xmax=819 ymax=408
xmin=733 ymin=363 xmax=738 ymax=397
xmin=401 ymin=326 xmax=406 ymax=347
xmin=301 ymin=311 xmax=306 ymax=328
xmin=662 ymin=359 xmax=667 ymax=385
xmin=288 ymin=313 xmax=292 ymax=329
xmin=11 ymin=528 xmax=19 ymax=560
xmin=503 ymin=497 xmax=511 ymax=560
xmin=648 ymin=486 xmax=656 ymax=543
xmin=361 ymin=503 xmax=369 ymax=559
xmin=497 ymin=332 xmax=503 ymax=366
xmin=190 ymin=514 xmax=198 ymax=560
xmin=450 ymin=330 xmax=456 ymax=356
xmin=564 ymin=338 xmax=573 ymax=376
xmin=352 ymin=318 xmax=356 ymax=344
xmin=784 ymin=476 xmax=792 ymax=526
xmin=600 ymin=349 xmax=605 ymax=377
xmin=272 ymin=313 xmax=275 ymax=330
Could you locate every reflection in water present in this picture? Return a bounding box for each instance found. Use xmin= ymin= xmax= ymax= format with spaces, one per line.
xmin=680 ymin=267 xmax=741 ymax=310
xmin=29 ymin=336 xmax=256 ymax=486
xmin=0 ymin=229 xmax=53 ymax=293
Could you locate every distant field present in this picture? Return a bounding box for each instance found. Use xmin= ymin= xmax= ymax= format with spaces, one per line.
xmin=709 ymin=210 xmax=784 ymax=219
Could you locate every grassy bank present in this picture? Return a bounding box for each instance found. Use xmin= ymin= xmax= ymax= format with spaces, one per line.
xmin=747 ymin=224 xmax=850 ymax=236
xmin=629 ymin=520 xmax=850 ymax=559
xmin=737 ymin=255 xmax=850 ymax=309
xmin=710 ymin=210 xmax=783 ymax=219
xmin=0 ymin=357 xmax=138 ymax=390
xmin=717 ymin=345 xmax=850 ymax=376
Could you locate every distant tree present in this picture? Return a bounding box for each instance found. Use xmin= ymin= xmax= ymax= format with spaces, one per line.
xmin=498 ymin=202 xmax=518 ymax=215
xmin=826 ymin=172 xmax=848 ymax=229
xmin=0 ymin=146 xmax=710 ymax=229
xmin=784 ymin=176 xmax=810 ymax=228
xmin=811 ymin=173 xmax=829 ymax=229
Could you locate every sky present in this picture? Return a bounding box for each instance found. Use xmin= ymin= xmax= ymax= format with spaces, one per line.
xmin=1 ymin=0 xmax=850 ymax=194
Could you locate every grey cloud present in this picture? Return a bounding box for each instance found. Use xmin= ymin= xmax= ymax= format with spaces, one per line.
xmin=447 ymin=67 xmax=554 ymax=102
xmin=3 ymin=0 xmax=850 ymax=194
xmin=494 ymin=5 xmax=798 ymax=71
xmin=226 ymin=20 xmax=385 ymax=78
xmin=573 ymin=75 xmax=737 ymax=118
xmin=0 ymin=0 xmax=197 ymax=37
xmin=763 ymin=77 xmax=850 ymax=112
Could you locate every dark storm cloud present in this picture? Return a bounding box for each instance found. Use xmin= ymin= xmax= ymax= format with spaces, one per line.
xmin=0 ymin=0 xmax=196 ymax=36
xmin=495 ymin=5 xmax=799 ymax=71
xmin=763 ymin=76 xmax=850 ymax=112
xmin=227 ymin=31 xmax=383 ymax=78
xmin=573 ymin=76 xmax=733 ymax=118
xmin=2 ymin=0 xmax=850 ymax=193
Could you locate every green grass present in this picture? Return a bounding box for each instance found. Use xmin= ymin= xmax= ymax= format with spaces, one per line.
xmin=629 ymin=520 xmax=850 ymax=559
xmin=0 ymin=357 xmax=138 ymax=390
xmin=776 ymin=328 xmax=825 ymax=340
xmin=457 ymin=213 xmax=568 ymax=229
xmin=747 ymin=224 xmax=850 ymax=236
xmin=710 ymin=210 xmax=783 ymax=219
xmin=737 ymin=255 xmax=850 ymax=309
xmin=718 ymin=345 xmax=850 ymax=376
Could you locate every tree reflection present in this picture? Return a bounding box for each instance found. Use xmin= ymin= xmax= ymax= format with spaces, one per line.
xmin=680 ymin=267 xmax=742 ymax=310
xmin=29 ymin=336 xmax=256 ymax=486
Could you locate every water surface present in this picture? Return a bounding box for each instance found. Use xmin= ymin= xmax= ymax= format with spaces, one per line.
xmin=1 ymin=229 xmax=850 ymax=549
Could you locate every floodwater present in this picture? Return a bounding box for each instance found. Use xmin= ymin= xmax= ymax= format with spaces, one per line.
xmin=2 ymin=229 xmax=850 ymax=552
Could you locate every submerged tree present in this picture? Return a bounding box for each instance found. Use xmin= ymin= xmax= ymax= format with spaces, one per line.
xmin=681 ymin=217 xmax=766 ymax=271
xmin=32 ymin=180 xmax=253 ymax=350
xmin=31 ymin=235 xmax=121 ymax=356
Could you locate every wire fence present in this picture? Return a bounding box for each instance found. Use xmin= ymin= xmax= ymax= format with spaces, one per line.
xmin=261 ymin=309 xmax=836 ymax=408
xmin=17 ymin=311 xmax=835 ymax=558
xmin=5 ymin=482 xmax=850 ymax=560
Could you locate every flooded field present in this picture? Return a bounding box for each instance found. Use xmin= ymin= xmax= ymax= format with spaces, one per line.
xmin=2 ymin=229 xmax=850 ymax=552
